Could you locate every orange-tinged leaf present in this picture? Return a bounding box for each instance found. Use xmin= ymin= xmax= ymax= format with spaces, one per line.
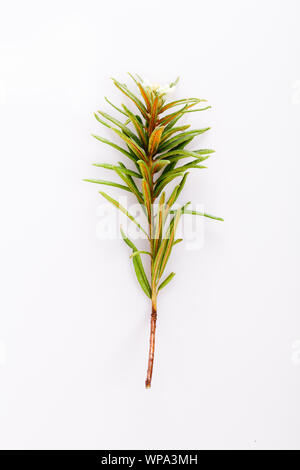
xmin=122 ymin=104 xmax=147 ymax=147
xmin=160 ymin=98 xmax=204 ymax=114
xmin=166 ymin=185 xmax=179 ymax=209
xmin=138 ymin=83 xmax=151 ymax=112
xmin=152 ymin=239 xmax=167 ymax=286
xmin=160 ymin=125 xmax=190 ymax=143
xmin=158 ymin=100 xmax=200 ymax=127
xmin=112 ymin=128 xmax=147 ymax=162
xmin=159 ymin=209 xmax=181 ymax=278
xmin=112 ymin=79 xmax=148 ymax=119
xmin=153 ymin=192 xmax=165 ymax=256
xmin=148 ymin=126 xmax=165 ymax=156
xmin=152 ymin=160 xmax=170 ymax=174
xmin=137 ymin=160 xmax=151 ymax=185
xmin=142 ymin=179 xmax=152 ymax=222
xmin=158 ymin=109 xmax=183 ymax=126
xmin=148 ymin=95 xmax=159 ymax=135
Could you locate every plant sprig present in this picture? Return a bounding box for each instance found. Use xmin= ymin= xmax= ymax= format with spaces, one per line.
xmin=85 ymin=74 xmax=223 ymax=388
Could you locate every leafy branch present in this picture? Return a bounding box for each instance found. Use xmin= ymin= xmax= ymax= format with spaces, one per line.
xmin=85 ymin=74 xmax=223 ymax=388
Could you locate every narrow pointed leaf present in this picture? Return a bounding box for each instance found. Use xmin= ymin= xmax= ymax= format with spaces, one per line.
xmin=122 ymin=104 xmax=147 ymax=147
xmin=153 ymin=192 xmax=165 ymax=256
xmin=148 ymin=126 xmax=165 ymax=156
xmin=157 ymin=149 xmax=214 ymax=161
xmin=92 ymin=163 xmax=142 ymax=179
xmin=154 ymin=172 xmax=185 ymax=198
xmin=96 ymin=110 xmax=140 ymax=144
xmin=158 ymin=128 xmax=211 ymax=153
xmin=152 ymin=159 xmax=170 ymax=173
xmin=169 ymin=76 xmax=180 ymax=88
xmin=176 ymin=209 xmax=224 ymax=221
xmin=160 ymin=98 xmax=203 ymax=113
xmin=91 ymin=134 xmax=138 ymax=164
xmin=160 ymin=125 xmax=191 ymax=143
xmin=183 ymin=106 xmax=211 ymax=113
xmin=158 ymin=272 xmax=176 ymax=291
xmin=142 ymin=179 xmax=152 ymax=222
xmin=162 ymin=99 xmax=203 ymax=131
xmin=172 ymin=172 xmax=189 ymax=204
xmin=130 ymin=250 xmax=152 ymax=259
xmin=148 ymin=95 xmax=159 ymax=135
xmin=112 ymin=128 xmax=147 ymax=161
xmin=99 ymin=191 xmax=148 ymax=237
xmin=137 ymin=82 xmax=151 ymax=112
xmin=158 ymin=162 xmax=206 ymax=180
xmin=137 ymin=160 xmax=151 ymax=185
xmin=104 ymin=97 xmax=128 ymax=116
xmin=112 ymin=78 xmax=148 ymax=118
xmin=120 ymin=228 xmax=151 ymax=298
xmin=158 ymin=209 xmax=181 ymax=278
xmin=166 ymin=185 xmax=179 ymax=208
xmin=114 ymin=168 xmax=143 ymax=203
xmin=83 ymin=179 xmax=131 ymax=192
xmin=152 ymin=208 xmax=181 ymax=284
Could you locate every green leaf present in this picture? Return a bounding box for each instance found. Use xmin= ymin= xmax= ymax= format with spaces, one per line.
xmin=152 ymin=159 xmax=170 ymax=173
xmin=160 ymin=125 xmax=191 ymax=143
xmin=137 ymin=160 xmax=151 ymax=184
xmin=160 ymin=98 xmax=201 ymax=113
xmin=114 ymin=166 xmax=143 ymax=203
xmin=92 ymin=163 xmax=142 ymax=179
xmin=158 ymin=272 xmax=176 ymax=291
xmin=157 ymin=149 xmax=214 ymax=162
xmin=96 ymin=111 xmax=140 ymax=144
xmin=160 ymin=103 xmax=190 ymax=128
xmin=127 ymin=72 xmax=140 ymax=86
xmin=179 ymin=209 xmax=224 ymax=221
xmin=158 ymin=128 xmax=211 ymax=153
xmin=172 ymin=172 xmax=189 ymax=204
xmin=112 ymin=78 xmax=148 ymax=118
xmin=158 ymin=209 xmax=181 ymax=279
xmin=120 ymin=228 xmax=151 ymax=298
xmin=137 ymin=82 xmax=151 ymax=112
xmin=104 ymin=97 xmax=128 ymax=117
xmin=142 ymin=179 xmax=152 ymax=222
xmin=172 ymin=137 xmax=195 ymax=150
xmin=160 ymin=100 xmax=203 ymax=130
xmin=154 ymin=172 xmax=185 ymax=198
xmin=135 ymin=73 xmax=144 ymax=83
xmin=112 ymin=128 xmax=147 ymax=161
xmin=83 ymin=179 xmax=131 ymax=192
xmin=148 ymin=95 xmax=159 ymax=134
xmin=130 ymin=250 xmax=151 ymax=258
xmin=94 ymin=114 xmax=146 ymax=160
xmin=91 ymin=134 xmax=138 ymax=164
xmin=99 ymin=191 xmax=149 ymax=237
xmin=152 ymin=208 xmax=181 ymax=284
xmin=159 ymin=160 xmax=176 ymax=179
xmin=194 ymin=149 xmax=216 ymax=155
xmin=173 ymin=238 xmax=183 ymax=246
xmin=148 ymin=126 xmax=165 ymax=156
xmin=169 ymin=76 xmax=180 ymax=88
xmin=182 ymin=105 xmax=211 ymax=113
xmin=153 ymin=192 xmax=165 ymax=257
xmin=122 ymin=104 xmax=147 ymax=147
xmin=157 ymin=161 xmax=206 ymax=181
xmin=166 ymin=185 xmax=179 ymax=208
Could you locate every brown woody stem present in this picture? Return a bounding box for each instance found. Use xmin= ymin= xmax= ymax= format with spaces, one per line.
xmin=145 ymin=103 xmax=159 ymax=389
xmin=145 ymin=293 xmax=157 ymax=388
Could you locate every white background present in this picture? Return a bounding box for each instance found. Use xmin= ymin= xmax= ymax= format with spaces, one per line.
xmin=0 ymin=0 xmax=299 ymax=450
